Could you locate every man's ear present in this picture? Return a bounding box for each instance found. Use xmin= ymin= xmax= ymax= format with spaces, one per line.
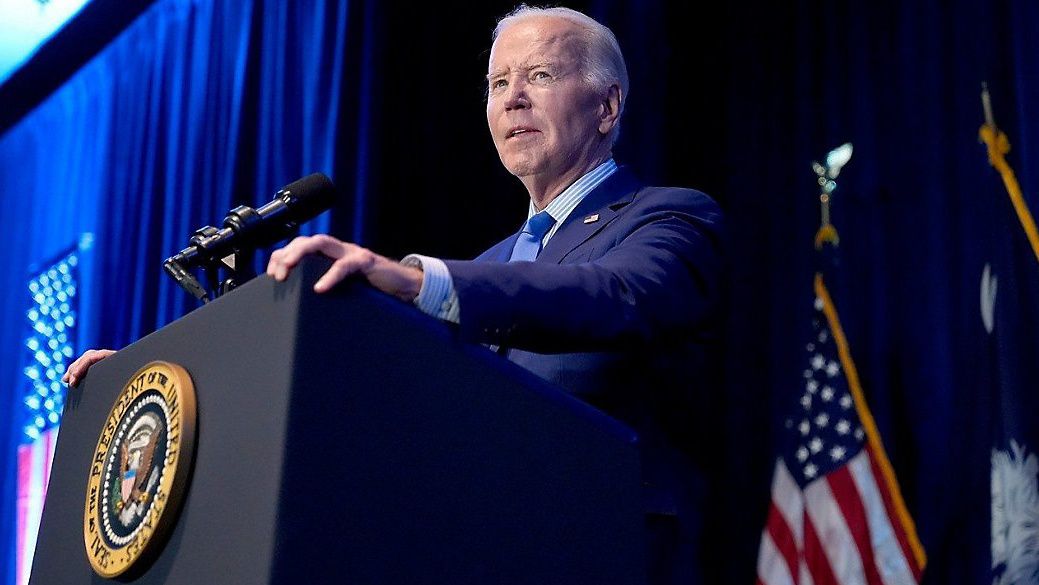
xmin=598 ymin=84 xmax=622 ymax=135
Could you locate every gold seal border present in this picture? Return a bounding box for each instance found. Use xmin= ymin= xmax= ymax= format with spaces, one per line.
xmin=83 ymin=361 xmax=197 ymax=578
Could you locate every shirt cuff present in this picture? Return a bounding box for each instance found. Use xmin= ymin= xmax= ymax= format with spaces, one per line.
xmin=400 ymin=254 xmax=461 ymax=323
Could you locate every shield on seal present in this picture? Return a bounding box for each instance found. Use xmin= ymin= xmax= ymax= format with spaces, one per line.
xmin=121 ymin=469 xmax=137 ymax=502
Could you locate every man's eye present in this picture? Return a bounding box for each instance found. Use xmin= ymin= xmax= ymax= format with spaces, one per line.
xmin=490 ymin=79 xmax=507 ymax=90
xmin=532 ymin=71 xmax=551 ymax=81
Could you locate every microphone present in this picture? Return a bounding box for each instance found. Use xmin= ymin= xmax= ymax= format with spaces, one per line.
xmin=163 ymin=173 xmax=335 ymax=300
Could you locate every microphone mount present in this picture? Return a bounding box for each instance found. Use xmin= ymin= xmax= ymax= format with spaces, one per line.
xmin=163 ymin=173 xmax=335 ymax=302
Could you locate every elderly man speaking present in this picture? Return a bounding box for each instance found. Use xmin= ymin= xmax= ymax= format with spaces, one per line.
xmin=66 ymin=5 xmax=724 ymax=584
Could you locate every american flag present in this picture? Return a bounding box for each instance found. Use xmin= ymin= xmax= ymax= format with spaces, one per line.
xmin=756 ymin=272 xmax=926 ymax=585
xmin=17 ymin=244 xmax=82 ymax=585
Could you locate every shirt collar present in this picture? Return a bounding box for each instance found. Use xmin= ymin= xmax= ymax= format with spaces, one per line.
xmin=527 ymin=159 xmax=619 ymax=225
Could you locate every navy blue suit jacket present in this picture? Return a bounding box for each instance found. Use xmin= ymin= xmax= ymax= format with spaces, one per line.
xmin=443 ymin=167 xmax=724 ymax=581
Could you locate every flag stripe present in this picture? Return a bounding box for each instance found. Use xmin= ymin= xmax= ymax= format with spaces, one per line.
xmin=43 ymin=428 xmax=55 ymax=493
xmin=772 ymin=459 xmax=806 ymax=542
xmin=18 ymin=442 xmax=42 ymax=585
xmin=849 ymin=450 xmax=918 ymax=585
xmin=800 ymin=560 xmax=816 ymax=585
xmin=17 ymin=428 xmax=58 ymax=585
xmin=827 ymin=463 xmax=885 ymax=585
xmin=765 ymin=503 xmax=800 ymax=584
xmin=806 ymin=477 xmax=868 ymax=585
xmin=814 ymin=275 xmax=927 ymax=571
xmin=16 ymin=445 xmax=31 ymax=585
xmin=759 ymin=531 xmax=797 ymax=585
xmin=803 ymin=512 xmax=841 ymax=585
xmin=760 ymin=460 xmax=805 ymax=585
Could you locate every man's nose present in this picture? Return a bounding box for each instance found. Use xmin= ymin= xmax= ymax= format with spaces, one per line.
xmin=504 ymin=79 xmax=530 ymax=111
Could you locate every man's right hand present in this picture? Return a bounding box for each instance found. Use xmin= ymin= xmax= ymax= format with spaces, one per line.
xmin=62 ymin=349 xmax=116 ymax=388
xmin=267 ymin=234 xmax=423 ymax=301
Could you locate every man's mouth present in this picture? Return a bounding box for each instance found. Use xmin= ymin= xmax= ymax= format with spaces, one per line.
xmin=506 ymin=127 xmax=539 ymax=139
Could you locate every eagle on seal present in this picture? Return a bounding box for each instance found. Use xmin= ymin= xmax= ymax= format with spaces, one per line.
xmin=118 ymin=420 xmax=161 ymax=509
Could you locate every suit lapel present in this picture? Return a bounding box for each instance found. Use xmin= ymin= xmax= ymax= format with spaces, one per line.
xmin=474 ymin=233 xmax=521 ymax=262
xmin=496 ymin=234 xmax=520 ymax=262
xmin=537 ymin=167 xmax=641 ymax=265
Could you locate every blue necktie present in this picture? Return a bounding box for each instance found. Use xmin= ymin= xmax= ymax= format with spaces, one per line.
xmin=509 ymin=211 xmax=556 ymax=262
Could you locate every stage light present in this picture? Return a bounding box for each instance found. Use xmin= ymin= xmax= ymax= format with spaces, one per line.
xmin=22 ymin=244 xmax=81 ymax=447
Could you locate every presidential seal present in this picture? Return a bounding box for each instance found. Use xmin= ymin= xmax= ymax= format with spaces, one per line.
xmin=83 ymin=361 xmax=197 ymax=578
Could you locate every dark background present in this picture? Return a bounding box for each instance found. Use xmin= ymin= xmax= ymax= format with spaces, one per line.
xmin=1 ymin=0 xmax=1037 ymax=583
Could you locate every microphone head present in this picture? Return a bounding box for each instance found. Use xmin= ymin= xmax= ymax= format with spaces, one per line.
xmin=277 ymin=172 xmax=335 ymax=222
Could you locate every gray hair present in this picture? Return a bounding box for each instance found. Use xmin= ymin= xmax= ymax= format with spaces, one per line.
xmin=493 ymin=5 xmax=629 ymax=147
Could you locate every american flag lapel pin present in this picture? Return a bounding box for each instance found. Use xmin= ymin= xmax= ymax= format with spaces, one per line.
xmin=583 ymin=213 xmax=600 ymax=224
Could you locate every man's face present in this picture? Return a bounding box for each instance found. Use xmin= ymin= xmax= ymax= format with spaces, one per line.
xmin=486 ymin=17 xmax=606 ymax=182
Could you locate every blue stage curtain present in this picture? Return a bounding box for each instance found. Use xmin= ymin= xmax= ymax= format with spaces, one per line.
xmin=0 ymin=0 xmax=349 ymax=580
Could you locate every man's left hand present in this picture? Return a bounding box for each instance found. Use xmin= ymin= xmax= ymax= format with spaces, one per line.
xmin=266 ymin=234 xmax=423 ymax=301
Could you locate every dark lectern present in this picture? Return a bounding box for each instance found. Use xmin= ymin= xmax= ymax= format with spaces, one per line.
xmin=30 ymin=258 xmax=646 ymax=584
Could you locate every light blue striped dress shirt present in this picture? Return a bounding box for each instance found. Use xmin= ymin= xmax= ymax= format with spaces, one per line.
xmin=402 ymin=159 xmax=618 ymax=324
